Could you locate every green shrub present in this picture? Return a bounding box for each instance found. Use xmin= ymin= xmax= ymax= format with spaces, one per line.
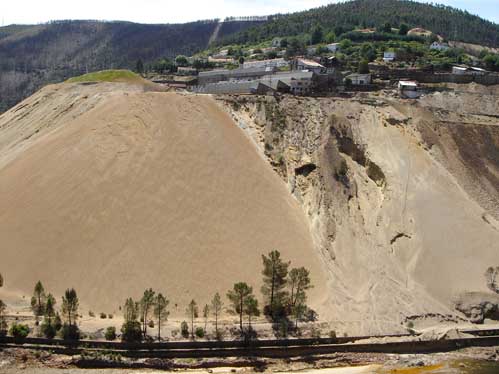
xmin=195 ymin=327 xmax=205 ymax=338
xmin=407 ymin=321 xmax=414 ymax=329
xmin=100 ymin=313 xmax=107 ymax=319
xmin=41 ymin=320 xmax=56 ymax=339
xmin=181 ymin=321 xmax=189 ymax=339
xmin=121 ymin=321 xmax=142 ymax=343
xmin=105 ymin=326 xmax=117 ymax=341
xmin=10 ymin=323 xmax=29 ymax=340
xmin=61 ymin=324 xmax=80 ymax=340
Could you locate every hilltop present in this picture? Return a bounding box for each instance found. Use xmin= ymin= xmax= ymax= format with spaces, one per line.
xmin=219 ymin=0 xmax=499 ymax=47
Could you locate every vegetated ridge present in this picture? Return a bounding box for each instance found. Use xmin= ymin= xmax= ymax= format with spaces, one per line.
xmin=0 ymin=19 xmax=262 ymax=113
xmin=218 ymin=0 xmax=499 ymax=47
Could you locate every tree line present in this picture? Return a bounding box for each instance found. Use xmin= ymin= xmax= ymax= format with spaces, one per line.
xmin=0 ymin=250 xmax=314 ymax=342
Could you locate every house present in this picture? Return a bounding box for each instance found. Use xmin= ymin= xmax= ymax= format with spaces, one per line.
xmin=293 ymin=58 xmax=326 ymax=74
xmin=345 ymin=73 xmax=372 ymax=85
xmin=383 ymin=51 xmax=396 ymax=62
xmin=242 ymin=58 xmax=289 ymax=70
xmin=177 ymin=67 xmax=198 ymax=76
xmin=326 ymin=43 xmax=340 ymax=53
xmin=398 ymin=80 xmax=421 ymax=99
xmin=430 ymin=41 xmax=450 ymax=51
xmin=452 ymin=65 xmax=488 ymax=75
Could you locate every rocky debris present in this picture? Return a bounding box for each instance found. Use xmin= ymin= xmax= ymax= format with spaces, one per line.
xmin=454 ymin=292 xmax=499 ymax=324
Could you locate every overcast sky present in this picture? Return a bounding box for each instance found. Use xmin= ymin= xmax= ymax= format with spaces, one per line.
xmin=1 ymin=0 xmax=498 ymax=26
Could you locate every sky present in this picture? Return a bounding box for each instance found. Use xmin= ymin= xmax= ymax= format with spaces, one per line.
xmin=1 ymin=0 xmax=498 ymax=26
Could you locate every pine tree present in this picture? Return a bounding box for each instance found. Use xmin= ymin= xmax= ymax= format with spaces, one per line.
xmin=261 ymin=250 xmax=289 ymax=319
xmin=61 ymin=288 xmax=79 ymax=327
xmin=211 ymin=292 xmax=223 ymax=337
xmin=154 ymin=293 xmax=169 ymax=341
xmin=227 ymin=282 xmax=253 ymax=332
xmin=203 ymin=304 xmax=210 ymax=331
xmin=243 ymin=295 xmax=260 ymax=331
xmin=31 ymin=281 xmax=47 ymax=319
xmin=186 ymin=300 xmax=199 ymax=339
xmin=140 ymin=288 xmax=155 ymax=338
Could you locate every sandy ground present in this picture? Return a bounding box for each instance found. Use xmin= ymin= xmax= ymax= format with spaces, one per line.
xmin=0 ymin=82 xmax=329 ymax=317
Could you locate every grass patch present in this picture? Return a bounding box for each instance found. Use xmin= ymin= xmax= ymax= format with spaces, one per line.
xmin=66 ymin=69 xmax=143 ymax=83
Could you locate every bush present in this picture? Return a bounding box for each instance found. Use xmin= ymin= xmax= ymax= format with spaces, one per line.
xmin=108 ymin=314 xmax=113 ymax=319
xmin=329 ymin=330 xmax=337 ymax=339
xmin=121 ymin=321 xmax=142 ymax=343
xmin=41 ymin=320 xmax=56 ymax=339
xmin=195 ymin=327 xmax=205 ymax=338
xmin=88 ymin=311 xmax=95 ymax=317
xmin=407 ymin=321 xmax=414 ymax=329
xmin=100 ymin=313 xmax=107 ymax=319
xmin=10 ymin=323 xmax=30 ymax=340
xmin=105 ymin=326 xmax=117 ymax=341
xmin=148 ymin=320 xmax=154 ymax=328
xmin=61 ymin=324 xmax=80 ymax=340
xmin=180 ymin=321 xmax=189 ymax=339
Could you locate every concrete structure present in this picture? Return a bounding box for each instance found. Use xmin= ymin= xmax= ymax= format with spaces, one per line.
xmin=430 ymin=42 xmax=450 ymax=51
xmin=198 ymin=66 xmax=277 ymax=85
xmin=345 ymin=73 xmax=372 ymax=85
xmin=193 ymin=81 xmax=275 ymax=95
xmin=383 ymin=51 xmax=396 ymax=62
xmin=242 ymin=58 xmax=289 ymax=70
xmin=326 ymin=43 xmax=340 ymax=53
xmin=452 ymin=66 xmax=488 ymax=75
xmin=293 ymin=59 xmax=326 ymax=74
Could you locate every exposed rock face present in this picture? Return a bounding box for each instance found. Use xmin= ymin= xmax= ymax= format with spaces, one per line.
xmin=219 ymin=85 xmax=499 ymax=334
xmin=455 ymin=292 xmax=499 ymax=324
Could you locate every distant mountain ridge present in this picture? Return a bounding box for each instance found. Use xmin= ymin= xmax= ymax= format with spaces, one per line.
xmin=218 ymin=0 xmax=499 ymax=47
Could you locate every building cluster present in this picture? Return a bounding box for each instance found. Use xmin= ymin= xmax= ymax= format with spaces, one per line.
xmin=191 ymin=57 xmax=345 ymax=95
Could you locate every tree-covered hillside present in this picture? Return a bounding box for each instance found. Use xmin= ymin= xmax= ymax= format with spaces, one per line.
xmin=218 ymin=0 xmax=499 ymax=48
xmin=0 ymin=19 xmax=262 ymax=112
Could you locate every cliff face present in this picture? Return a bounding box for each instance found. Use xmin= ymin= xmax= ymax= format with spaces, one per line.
xmin=218 ymin=85 xmax=499 ymax=334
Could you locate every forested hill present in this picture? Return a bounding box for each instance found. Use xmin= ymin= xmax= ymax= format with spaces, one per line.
xmin=0 ymin=19 xmax=262 ymax=112
xmin=218 ymin=0 xmax=499 ymax=47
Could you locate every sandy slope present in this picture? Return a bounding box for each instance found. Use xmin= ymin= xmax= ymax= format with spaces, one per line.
xmin=0 ymin=82 xmax=329 ymax=315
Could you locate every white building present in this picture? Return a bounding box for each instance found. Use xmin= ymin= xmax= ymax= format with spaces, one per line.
xmin=345 ymin=73 xmax=372 ymax=85
xmin=430 ymin=41 xmax=450 ymax=51
xmin=398 ymin=80 xmax=421 ymax=99
xmin=294 ymin=59 xmax=326 ymax=74
xmin=326 ymin=43 xmax=340 ymax=53
xmin=242 ymin=58 xmax=289 ymax=70
xmin=383 ymin=51 xmax=396 ymax=62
